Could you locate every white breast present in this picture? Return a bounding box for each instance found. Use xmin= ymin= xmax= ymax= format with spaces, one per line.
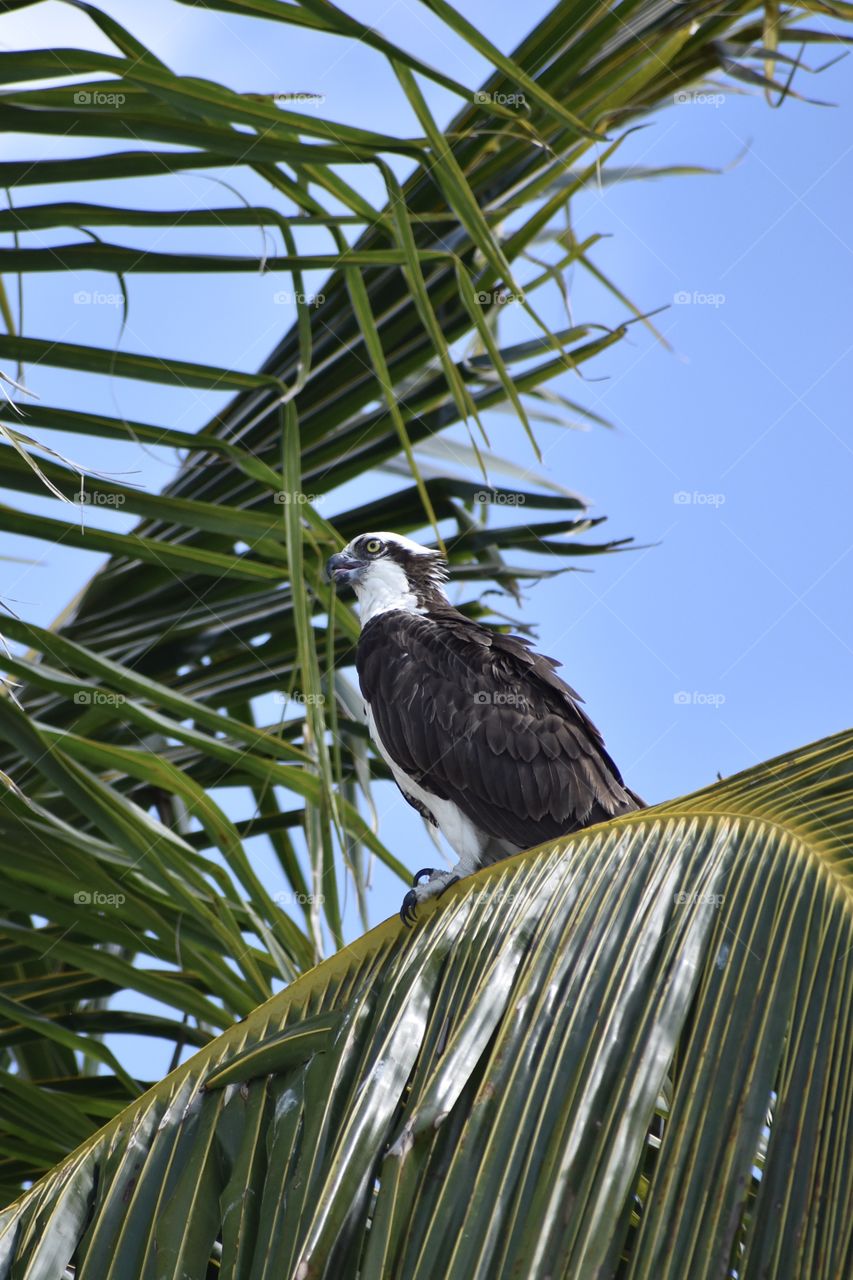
xmin=353 ymin=559 xmax=423 ymax=624
xmin=365 ymin=702 xmax=486 ymax=870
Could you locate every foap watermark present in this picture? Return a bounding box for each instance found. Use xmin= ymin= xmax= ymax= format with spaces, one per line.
xmin=74 ymin=889 xmax=126 ymax=907
xmin=473 ymin=691 xmax=527 ymax=706
xmin=73 ymin=89 xmax=126 ymax=108
xmin=273 ymin=290 xmax=324 ymax=306
xmin=274 ymin=890 xmax=326 ymax=907
xmin=674 ymin=690 xmax=726 ymax=708
xmin=484 ymin=887 xmax=526 ymax=907
xmin=273 ymin=92 xmax=325 ymax=107
xmin=73 ymin=690 xmax=126 ymax=706
xmin=674 ymin=890 xmax=724 ymax=908
xmin=474 ymin=90 xmax=527 ymax=108
xmin=73 ymin=289 xmax=123 ymax=307
xmin=474 ymin=489 xmax=526 ymax=506
xmin=673 ymin=490 xmax=726 ymax=507
xmin=73 ymin=491 xmax=126 ymax=507
xmin=673 ymin=90 xmax=725 ymax=108
xmin=273 ymin=691 xmax=326 ymax=706
xmin=673 ymin=290 xmax=726 ymax=308
xmin=273 ymin=490 xmax=323 ymax=505
xmin=475 ymin=288 xmax=524 ymax=306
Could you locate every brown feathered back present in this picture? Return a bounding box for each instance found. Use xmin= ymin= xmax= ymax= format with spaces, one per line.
xmin=357 ymin=603 xmax=642 ymax=853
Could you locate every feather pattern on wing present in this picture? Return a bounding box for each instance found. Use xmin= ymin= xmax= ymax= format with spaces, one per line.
xmin=357 ymin=604 xmax=642 ymax=853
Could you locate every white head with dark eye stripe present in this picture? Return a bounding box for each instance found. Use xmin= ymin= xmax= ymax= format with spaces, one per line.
xmin=326 ymin=532 xmax=448 ymax=622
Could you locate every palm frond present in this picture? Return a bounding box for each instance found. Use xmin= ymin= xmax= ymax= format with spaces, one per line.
xmin=0 ymin=0 xmax=849 ymax=1199
xmin=1 ymin=731 xmax=851 ymax=1277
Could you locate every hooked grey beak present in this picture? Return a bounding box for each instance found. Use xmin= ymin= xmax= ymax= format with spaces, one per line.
xmin=325 ymin=552 xmax=364 ymax=588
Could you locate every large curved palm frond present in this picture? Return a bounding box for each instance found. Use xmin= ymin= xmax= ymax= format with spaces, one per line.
xmin=1 ymin=730 xmax=851 ymax=1279
xmin=0 ymin=0 xmax=849 ymax=1208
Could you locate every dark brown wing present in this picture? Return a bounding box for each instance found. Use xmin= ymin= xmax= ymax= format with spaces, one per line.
xmin=356 ymin=606 xmax=641 ymax=851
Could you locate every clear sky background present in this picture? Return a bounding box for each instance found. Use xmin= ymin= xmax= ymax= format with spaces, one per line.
xmin=1 ymin=0 xmax=852 ymax=1066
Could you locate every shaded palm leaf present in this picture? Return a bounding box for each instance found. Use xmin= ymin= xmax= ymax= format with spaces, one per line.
xmin=0 ymin=0 xmax=849 ymax=1201
xmin=1 ymin=730 xmax=851 ymax=1278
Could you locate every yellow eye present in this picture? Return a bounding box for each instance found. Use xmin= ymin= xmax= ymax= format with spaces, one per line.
xmin=364 ymin=538 xmax=383 ymax=555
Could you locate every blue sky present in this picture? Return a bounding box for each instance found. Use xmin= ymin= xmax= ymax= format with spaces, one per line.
xmin=1 ymin=0 xmax=851 ymax=1014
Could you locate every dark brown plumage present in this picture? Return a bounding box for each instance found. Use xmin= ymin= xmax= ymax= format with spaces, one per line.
xmin=357 ymin=602 xmax=641 ymax=858
xmin=327 ymin=530 xmax=642 ymax=920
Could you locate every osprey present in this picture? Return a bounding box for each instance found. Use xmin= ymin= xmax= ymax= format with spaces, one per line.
xmin=326 ymin=532 xmax=642 ymax=923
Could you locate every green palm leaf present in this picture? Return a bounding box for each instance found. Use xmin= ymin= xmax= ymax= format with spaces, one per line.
xmin=0 ymin=0 xmax=850 ymax=1213
xmin=1 ymin=730 xmax=850 ymax=1278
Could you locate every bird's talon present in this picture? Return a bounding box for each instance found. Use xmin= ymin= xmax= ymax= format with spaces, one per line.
xmin=435 ymin=874 xmax=460 ymax=900
xmin=412 ymin=866 xmax=436 ymax=886
xmin=400 ymin=889 xmax=419 ymax=926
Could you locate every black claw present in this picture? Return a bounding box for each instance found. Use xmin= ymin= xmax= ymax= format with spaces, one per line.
xmin=412 ymin=866 xmax=436 ymax=886
xmin=435 ymin=874 xmax=460 ymax=900
xmin=400 ymin=889 xmax=419 ymax=926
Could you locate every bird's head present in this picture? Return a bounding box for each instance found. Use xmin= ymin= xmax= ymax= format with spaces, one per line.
xmin=325 ymin=532 xmax=448 ymax=621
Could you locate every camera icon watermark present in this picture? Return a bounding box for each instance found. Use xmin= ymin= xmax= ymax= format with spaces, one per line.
xmin=673 ymin=490 xmax=726 ymax=507
xmin=673 ymin=690 xmax=726 ymax=708
xmin=474 ymin=289 xmax=524 ymax=306
xmin=73 ymin=290 xmax=123 ymax=307
xmin=673 ymin=890 xmax=724 ymax=907
xmin=274 ymin=890 xmax=325 ymax=906
xmin=473 ymin=691 xmax=526 ymax=706
xmin=73 ymin=889 xmax=126 ymax=907
xmin=273 ymin=92 xmax=325 ymax=107
xmin=673 ymin=90 xmax=725 ymax=107
xmin=73 ymin=690 xmax=127 ymax=706
xmin=474 ymin=489 xmax=525 ymax=506
xmin=273 ymin=290 xmax=324 ymax=306
xmin=673 ymin=290 xmax=726 ymax=307
xmin=474 ymin=90 xmax=527 ymax=108
xmin=273 ymin=491 xmax=322 ymax=505
xmin=73 ymin=89 xmax=126 ymax=108
xmin=273 ymin=691 xmax=326 ymax=706
xmin=73 ymin=491 xmax=126 ymax=506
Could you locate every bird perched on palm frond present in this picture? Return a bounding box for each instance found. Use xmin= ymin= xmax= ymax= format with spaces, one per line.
xmin=327 ymin=532 xmax=643 ymax=923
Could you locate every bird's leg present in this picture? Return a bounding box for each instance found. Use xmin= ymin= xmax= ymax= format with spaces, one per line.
xmin=400 ymin=870 xmax=461 ymax=925
xmin=435 ymin=874 xmax=460 ymax=899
